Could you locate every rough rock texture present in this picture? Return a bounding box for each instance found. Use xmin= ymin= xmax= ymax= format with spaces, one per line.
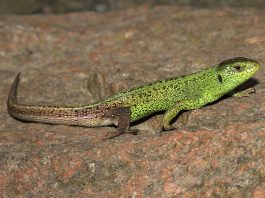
xmin=0 ymin=6 xmax=264 ymax=197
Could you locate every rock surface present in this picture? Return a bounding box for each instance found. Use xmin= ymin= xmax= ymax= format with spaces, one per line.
xmin=0 ymin=6 xmax=264 ymax=197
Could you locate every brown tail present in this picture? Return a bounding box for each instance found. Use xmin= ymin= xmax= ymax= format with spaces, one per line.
xmin=8 ymin=72 xmax=20 ymax=100
xmin=6 ymin=73 xmax=107 ymax=127
xmin=7 ymin=72 xmax=20 ymax=113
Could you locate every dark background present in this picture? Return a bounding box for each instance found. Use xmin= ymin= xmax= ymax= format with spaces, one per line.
xmin=0 ymin=0 xmax=264 ymax=15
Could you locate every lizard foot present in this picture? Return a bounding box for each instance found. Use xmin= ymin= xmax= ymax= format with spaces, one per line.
xmin=161 ymin=123 xmax=175 ymax=131
xmin=103 ymin=129 xmax=140 ymax=140
xmin=233 ymin=87 xmax=256 ymax=98
xmin=158 ymin=124 xmax=174 ymax=134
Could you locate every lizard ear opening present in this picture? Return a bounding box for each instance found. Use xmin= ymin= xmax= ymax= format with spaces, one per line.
xmin=217 ymin=74 xmax=223 ymax=83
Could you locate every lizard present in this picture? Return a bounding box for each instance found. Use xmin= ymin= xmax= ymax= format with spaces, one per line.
xmin=7 ymin=57 xmax=260 ymax=138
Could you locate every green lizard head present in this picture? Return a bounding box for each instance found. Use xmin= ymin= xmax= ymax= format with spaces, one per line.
xmin=216 ymin=57 xmax=260 ymax=91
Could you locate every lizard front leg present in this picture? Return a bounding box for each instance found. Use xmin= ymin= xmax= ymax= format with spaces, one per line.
xmin=230 ymin=87 xmax=256 ymax=98
xmin=103 ymin=107 xmax=139 ymax=139
xmin=162 ymin=99 xmax=204 ymax=131
xmin=162 ymin=102 xmax=183 ymax=131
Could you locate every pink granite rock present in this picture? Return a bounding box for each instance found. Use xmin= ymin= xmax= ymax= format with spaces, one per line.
xmin=0 ymin=6 xmax=264 ymax=197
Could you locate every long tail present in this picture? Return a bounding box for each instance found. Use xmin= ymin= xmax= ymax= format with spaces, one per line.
xmin=7 ymin=73 xmax=111 ymax=127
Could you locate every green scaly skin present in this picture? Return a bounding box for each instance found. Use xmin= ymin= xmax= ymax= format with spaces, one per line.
xmin=7 ymin=57 xmax=260 ymax=137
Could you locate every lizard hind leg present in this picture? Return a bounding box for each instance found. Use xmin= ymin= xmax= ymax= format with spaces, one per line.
xmin=103 ymin=106 xmax=139 ymax=139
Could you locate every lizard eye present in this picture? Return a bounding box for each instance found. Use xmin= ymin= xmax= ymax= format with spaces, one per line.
xmin=217 ymin=74 xmax=223 ymax=83
xmin=234 ymin=65 xmax=243 ymax=72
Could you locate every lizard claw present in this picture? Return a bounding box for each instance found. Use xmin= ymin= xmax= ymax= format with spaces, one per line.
xmin=103 ymin=131 xmax=123 ymax=140
xmin=103 ymin=129 xmax=140 ymax=140
xmin=126 ymin=129 xmax=140 ymax=135
xmin=161 ymin=123 xmax=174 ymax=131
